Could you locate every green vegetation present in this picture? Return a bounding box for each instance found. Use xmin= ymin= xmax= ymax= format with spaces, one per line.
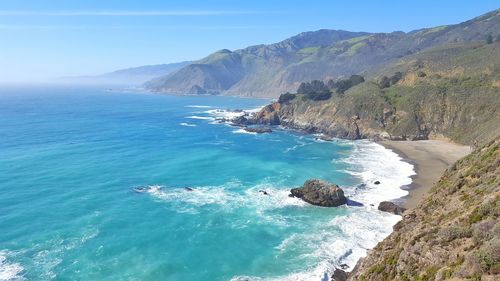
xmin=420 ymin=25 xmax=448 ymax=35
xmin=341 ymin=35 xmax=371 ymax=44
xmin=486 ymin=34 xmax=493 ymax=44
xmin=348 ymin=140 xmax=500 ymax=280
xmin=298 ymin=46 xmax=320 ymax=54
xmin=378 ymin=72 xmax=402 ymax=88
xmin=277 ymin=92 xmax=296 ymax=103
xmin=346 ymin=41 xmax=366 ymax=56
xmin=295 ymin=75 xmax=366 ymax=101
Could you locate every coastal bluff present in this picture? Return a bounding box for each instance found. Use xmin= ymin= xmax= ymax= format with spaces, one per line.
xmin=347 ymin=139 xmax=499 ymax=280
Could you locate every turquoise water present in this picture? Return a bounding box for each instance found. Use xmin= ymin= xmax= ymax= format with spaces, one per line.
xmin=0 ymin=86 xmax=414 ymax=281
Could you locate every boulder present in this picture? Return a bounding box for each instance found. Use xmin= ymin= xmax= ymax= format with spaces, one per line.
xmin=290 ymin=179 xmax=347 ymax=207
xmin=378 ymin=201 xmax=406 ymax=215
xmin=232 ymin=115 xmax=251 ymax=125
xmin=331 ymin=268 xmax=348 ymax=281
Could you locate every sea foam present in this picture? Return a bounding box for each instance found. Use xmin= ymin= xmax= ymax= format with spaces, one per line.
xmin=0 ymin=251 xmax=24 ymax=281
xmin=229 ymin=140 xmax=414 ymax=281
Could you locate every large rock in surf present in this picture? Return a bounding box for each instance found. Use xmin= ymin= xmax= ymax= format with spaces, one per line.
xmin=290 ymin=179 xmax=347 ymax=207
xmin=378 ymin=201 xmax=406 ymax=215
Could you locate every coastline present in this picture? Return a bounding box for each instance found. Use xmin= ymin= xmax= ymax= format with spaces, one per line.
xmin=378 ymin=140 xmax=471 ymax=209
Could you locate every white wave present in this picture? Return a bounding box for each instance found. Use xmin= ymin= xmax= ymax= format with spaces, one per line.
xmin=144 ymin=183 xmax=306 ymax=216
xmin=231 ymin=140 xmax=413 ymax=281
xmin=232 ymin=128 xmax=256 ymax=134
xmin=143 ymin=139 xmax=414 ymax=281
xmin=283 ymin=140 xmax=309 ymax=153
xmin=179 ymin=122 xmax=197 ymax=127
xmin=204 ymin=109 xmax=246 ymax=120
xmin=205 ymin=106 xmax=265 ymax=121
xmin=342 ymin=140 xmax=415 ymax=206
xmin=232 ymin=208 xmax=401 ymax=281
xmin=0 ymin=251 xmax=24 ymax=281
xmin=29 ymin=227 xmax=99 ymax=280
xmin=185 ymin=116 xmax=214 ymax=120
xmin=186 ymin=105 xmax=213 ymax=108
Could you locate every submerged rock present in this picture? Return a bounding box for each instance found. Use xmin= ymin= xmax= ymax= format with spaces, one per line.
xmin=378 ymin=201 xmax=406 ymax=215
xmin=290 ymin=179 xmax=347 ymax=207
xmin=244 ymin=127 xmax=272 ymax=134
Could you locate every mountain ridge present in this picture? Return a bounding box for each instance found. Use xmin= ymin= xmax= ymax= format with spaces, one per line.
xmin=145 ymin=9 xmax=500 ymax=97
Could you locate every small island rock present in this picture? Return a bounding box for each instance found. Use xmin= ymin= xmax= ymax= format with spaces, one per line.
xmin=290 ymin=179 xmax=347 ymax=207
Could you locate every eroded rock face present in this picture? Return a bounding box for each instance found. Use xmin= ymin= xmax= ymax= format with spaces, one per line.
xmin=378 ymin=201 xmax=406 ymax=215
xmin=290 ymin=179 xmax=347 ymax=207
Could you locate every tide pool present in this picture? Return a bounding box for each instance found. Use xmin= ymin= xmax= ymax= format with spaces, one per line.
xmin=0 ymin=86 xmax=414 ymax=281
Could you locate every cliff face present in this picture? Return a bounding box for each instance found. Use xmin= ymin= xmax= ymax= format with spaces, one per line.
xmin=348 ymin=139 xmax=499 ymax=281
xmin=249 ymin=43 xmax=500 ymax=145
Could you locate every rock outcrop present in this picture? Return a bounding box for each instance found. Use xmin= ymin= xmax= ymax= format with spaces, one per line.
xmin=348 ymin=139 xmax=500 ymax=280
xmin=290 ymin=179 xmax=347 ymax=207
xmin=378 ymin=201 xmax=406 ymax=215
xmin=243 ymin=127 xmax=272 ymax=134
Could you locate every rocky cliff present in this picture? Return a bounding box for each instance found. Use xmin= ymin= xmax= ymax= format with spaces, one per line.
xmin=347 ymin=139 xmax=499 ymax=281
xmin=246 ymin=42 xmax=500 ymax=145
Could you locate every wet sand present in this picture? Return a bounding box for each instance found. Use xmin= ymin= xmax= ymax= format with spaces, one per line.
xmin=379 ymin=140 xmax=471 ymax=209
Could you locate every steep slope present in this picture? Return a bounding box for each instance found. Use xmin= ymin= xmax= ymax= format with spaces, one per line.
xmin=145 ymin=9 xmax=500 ymax=98
xmin=348 ymin=138 xmax=499 ymax=281
xmin=145 ymin=30 xmax=369 ymax=95
xmin=245 ymin=42 xmax=500 ymax=145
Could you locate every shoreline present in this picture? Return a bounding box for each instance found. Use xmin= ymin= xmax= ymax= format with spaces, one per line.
xmin=378 ymin=140 xmax=471 ymax=209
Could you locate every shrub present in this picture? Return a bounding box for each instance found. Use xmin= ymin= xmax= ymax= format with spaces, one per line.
xmin=307 ymin=91 xmax=332 ymax=100
xmin=475 ymin=238 xmax=500 ymax=273
xmin=469 ymin=200 xmax=499 ymax=224
xmin=297 ymin=80 xmax=329 ymax=95
xmin=379 ymin=72 xmax=403 ymax=88
xmin=278 ymin=92 xmax=296 ymax=103
xmin=439 ymin=226 xmax=472 ymax=242
xmin=486 ymin=34 xmax=493 ymax=44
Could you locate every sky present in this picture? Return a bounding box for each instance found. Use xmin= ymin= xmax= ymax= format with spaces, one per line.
xmin=0 ymin=0 xmax=498 ymax=83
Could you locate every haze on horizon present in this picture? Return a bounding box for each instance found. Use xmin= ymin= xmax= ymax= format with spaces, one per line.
xmin=0 ymin=0 xmax=498 ymax=83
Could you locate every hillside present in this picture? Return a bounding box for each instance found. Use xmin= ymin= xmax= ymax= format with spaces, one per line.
xmin=242 ymin=42 xmax=500 ymax=145
xmin=145 ymin=9 xmax=500 ymax=98
xmin=347 ymin=138 xmax=499 ymax=281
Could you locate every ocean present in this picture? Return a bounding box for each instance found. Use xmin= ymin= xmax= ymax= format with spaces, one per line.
xmin=0 ymin=86 xmax=414 ymax=281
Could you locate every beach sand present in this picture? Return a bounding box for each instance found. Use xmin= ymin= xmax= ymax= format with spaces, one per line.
xmin=379 ymin=140 xmax=471 ymax=209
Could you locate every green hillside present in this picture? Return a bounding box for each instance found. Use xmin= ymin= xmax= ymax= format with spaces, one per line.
xmin=145 ymin=9 xmax=500 ymax=98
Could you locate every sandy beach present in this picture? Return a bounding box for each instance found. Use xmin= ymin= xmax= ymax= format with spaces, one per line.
xmin=380 ymin=140 xmax=471 ymax=209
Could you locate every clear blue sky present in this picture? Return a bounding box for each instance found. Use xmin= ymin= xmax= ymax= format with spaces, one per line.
xmin=0 ymin=0 xmax=498 ymax=82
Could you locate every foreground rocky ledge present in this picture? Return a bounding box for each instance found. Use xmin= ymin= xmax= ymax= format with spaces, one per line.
xmin=290 ymin=179 xmax=347 ymax=207
xmin=347 ymin=139 xmax=499 ymax=280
